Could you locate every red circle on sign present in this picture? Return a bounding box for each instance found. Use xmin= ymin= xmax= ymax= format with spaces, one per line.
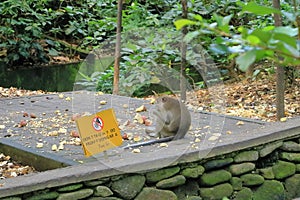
xmin=92 ymin=117 xmax=104 ymax=131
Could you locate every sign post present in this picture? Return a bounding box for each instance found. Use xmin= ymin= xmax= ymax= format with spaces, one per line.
xmin=76 ymin=108 xmax=122 ymax=157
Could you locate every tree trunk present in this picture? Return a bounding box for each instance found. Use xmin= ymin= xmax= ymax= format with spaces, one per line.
xmin=272 ymin=0 xmax=285 ymax=120
xmin=113 ymin=0 xmax=123 ymax=95
xmin=180 ymin=0 xmax=188 ymax=101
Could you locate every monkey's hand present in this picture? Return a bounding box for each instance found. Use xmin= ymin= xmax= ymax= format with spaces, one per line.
xmin=145 ymin=127 xmax=158 ymax=137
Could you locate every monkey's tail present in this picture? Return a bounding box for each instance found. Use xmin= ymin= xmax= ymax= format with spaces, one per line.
xmin=123 ymin=136 xmax=174 ymax=149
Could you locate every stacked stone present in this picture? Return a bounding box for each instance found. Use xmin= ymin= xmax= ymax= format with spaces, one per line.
xmin=3 ymin=139 xmax=300 ymax=200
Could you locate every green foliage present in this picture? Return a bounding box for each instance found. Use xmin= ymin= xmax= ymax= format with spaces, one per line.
xmin=0 ymin=0 xmax=50 ymax=66
xmin=175 ymin=2 xmax=300 ymax=72
xmin=0 ymin=0 xmax=118 ymax=68
xmin=2 ymin=0 xmax=300 ymax=96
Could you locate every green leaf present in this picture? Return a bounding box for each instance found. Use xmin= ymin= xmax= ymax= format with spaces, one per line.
xmin=251 ymin=29 xmax=271 ymax=44
xmin=236 ymin=50 xmax=257 ymax=72
xmin=255 ymin=50 xmax=267 ymax=61
xmin=184 ymin=31 xmax=200 ymax=43
xmin=273 ymin=32 xmax=297 ymax=48
xmin=246 ymin=35 xmax=260 ymax=45
xmin=193 ymin=14 xmax=203 ymax=22
xmin=174 ymin=19 xmax=197 ymax=30
xmin=222 ymin=15 xmax=233 ymax=26
xmin=274 ymin=26 xmax=298 ymax=37
xmin=241 ymin=2 xmax=281 ymax=15
xmin=213 ymin=14 xmax=223 ymax=26
xmin=48 ymin=48 xmax=59 ymax=56
xmin=262 ymin=26 xmax=275 ymax=32
xmin=209 ymin=44 xmax=229 ymax=54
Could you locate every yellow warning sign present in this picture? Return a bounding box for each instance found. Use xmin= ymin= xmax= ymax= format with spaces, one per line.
xmin=75 ymin=108 xmax=122 ymax=157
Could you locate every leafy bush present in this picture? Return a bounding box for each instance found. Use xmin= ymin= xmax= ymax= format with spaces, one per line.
xmin=0 ymin=0 xmax=50 ymax=66
xmin=0 ymin=0 xmax=118 ymax=68
xmin=2 ymin=0 xmax=299 ymax=96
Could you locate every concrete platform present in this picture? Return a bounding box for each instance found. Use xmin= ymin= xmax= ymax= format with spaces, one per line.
xmin=0 ymin=91 xmax=289 ymax=169
xmin=0 ymin=92 xmax=300 ymax=197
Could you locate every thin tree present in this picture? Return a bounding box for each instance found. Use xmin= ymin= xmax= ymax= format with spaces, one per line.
xmin=113 ymin=0 xmax=123 ymax=95
xmin=180 ymin=0 xmax=188 ymax=101
xmin=272 ymin=0 xmax=285 ymax=120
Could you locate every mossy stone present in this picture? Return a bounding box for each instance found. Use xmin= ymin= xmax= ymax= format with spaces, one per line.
xmin=173 ymin=179 xmax=199 ymax=199
xmin=281 ymin=141 xmax=300 ymax=151
xmin=88 ymin=197 xmax=122 ymax=200
xmin=280 ymin=152 xmax=300 ymax=162
xmin=84 ymin=178 xmax=110 ymax=186
xmin=203 ymin=158 xmax=233 ymax=170
xmin=240 ymin=174 xmax=264 ymax=186
xmin=285 ymin=174 xmax=300 ymax=200
xmin=229 ymin=162 xmax=255 ymax=176
xmin=57 ymin=184 xmax=83 ymax=192
xmin=135 ymin=187 xmax=177 ymax=200
xmin=94 ymin=186 xmax=114 ymax=197
xmin=57 ymin=189 xmax=93 ymax=200
xmin=272 ymin=160 xmax=295 ymax=179
xmin=230 ymin=177 xmax=243 ymax=190
xmin=253 ymin=180 xmax=284 ymax=200
xmin=146 ymin=166 xmax=180 ymax=183
xmin=200 ymin=169 xmax=232 ymax=186
xmin=235 ymin=187 xmax=253 ymax=200
xmin=234 ymin=151 xmax=259 ymax=163
xmin=111 ymin=175 xmax=145 ymax=200
xmin=200 ymin=183 xmax=233 ymax=200
xmin=259 ymin=167 xmax=275 ymax=179
xmin=181 ymin=165 xmax=205 ymax=178
xmin=156 ymin=175 xmax=186 ymax=189
xmin=296 ymin=164 xmax=300 ymax=172
xmin=25 ymin=192 xmax=59 ymax=200
xmin=259 ymin=141 xmax=283 ymax=157
xmin=186 ymin=196 xmax=202 ymax=200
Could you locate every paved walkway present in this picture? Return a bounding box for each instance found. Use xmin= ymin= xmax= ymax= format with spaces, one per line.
xmin=0 ymin=91 xmax=297 ymax=170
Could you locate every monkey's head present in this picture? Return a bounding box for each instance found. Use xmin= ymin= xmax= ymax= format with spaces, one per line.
xmin=157 ymin=96 xmax=179 ymax=110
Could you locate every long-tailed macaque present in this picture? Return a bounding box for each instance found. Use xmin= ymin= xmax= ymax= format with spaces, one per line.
xmin=152 ymin=96 xmax=191 ymax=140
xmin=124 ymin=96 xmax=191 ymax=149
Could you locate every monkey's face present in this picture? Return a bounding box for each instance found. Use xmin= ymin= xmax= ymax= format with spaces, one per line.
xmin=156 ymin=96 xmax=168 ymax=110
xmin=157 ymin=96 xmax=178 ymax=110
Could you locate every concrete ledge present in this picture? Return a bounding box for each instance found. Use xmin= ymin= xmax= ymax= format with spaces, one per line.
xmin=0 ymin=138 xmax=79 ymax=171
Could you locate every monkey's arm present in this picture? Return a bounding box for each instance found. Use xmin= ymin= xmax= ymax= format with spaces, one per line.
xmin=153 ymin=109 xmax=170 ymax=124
xmin=123 ymin=136 xmax=174 ymax=149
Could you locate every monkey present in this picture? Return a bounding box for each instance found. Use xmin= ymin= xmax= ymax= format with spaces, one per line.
xmin=152 ymin=96 xmax=191 ymax=140
xmin=123 ymin=96 xmax=191 ymax=149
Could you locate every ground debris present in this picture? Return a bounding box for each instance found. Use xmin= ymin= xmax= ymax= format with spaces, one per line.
xmin=189 ymin=77 xmax=300 ymax=121
xmin=0 ymin=153 xmax=36 ymax=179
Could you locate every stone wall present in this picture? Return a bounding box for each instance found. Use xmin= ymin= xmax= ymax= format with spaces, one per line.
xmin=2 ymin=137 xmax=300 ymax=200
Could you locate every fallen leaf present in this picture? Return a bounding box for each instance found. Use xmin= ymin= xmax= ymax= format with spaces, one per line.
xmin=134 ymin=113 xmax=144 ymax=124
xmin=135 ymin=105 xmax=146 ymax=112
xmin=160 ymin=143 xmax=168 ymax=147
xmin=51 ymin=144 xmax=58 ymax=151
xmin=99 ymin=100 xmax=107 ymax=105
xmin=132 ymin=149 xmax=141 ymax=153
xmin=36 ymin=143 xmax=43 ymax=148
xmin=236 ymin=121 xmax=244 ymax=126
xmin=58 ymin=93 xmax=64 ymax=99
xmin=280 ymin=117 xmax=287 ymax=122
